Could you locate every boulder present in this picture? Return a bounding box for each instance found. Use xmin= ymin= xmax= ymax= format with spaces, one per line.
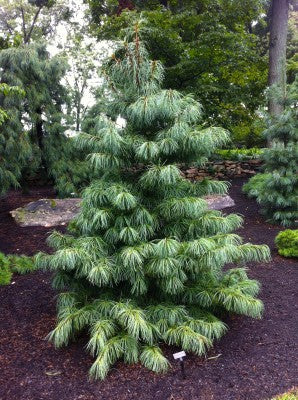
xmin=10 ymin=198 xmax=81 ymax=227
xmin=10 ymin=194 xmax=235 ymax=227
xmin=203 ymin=194 xmax=235 ymax=210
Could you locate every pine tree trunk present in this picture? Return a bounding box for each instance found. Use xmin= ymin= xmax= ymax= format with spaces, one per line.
xmin=268 ymin=0 xmax=290 ymax=116
xmin=35 ymin=108 xmax=48 ymax=176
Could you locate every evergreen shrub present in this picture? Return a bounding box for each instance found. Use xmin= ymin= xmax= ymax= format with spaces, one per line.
xmin=8 ymin=254 xmax=37 ymax=274
xmin=0 ymin=252 xmax=36 ymax=285
xmin=243 ymin=78 xmax=298 ymax=227
xmin=275 ymin=230 xmax=298 ymax=258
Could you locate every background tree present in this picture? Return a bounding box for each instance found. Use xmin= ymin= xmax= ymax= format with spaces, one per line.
xmin=0 ymin=44 xmax=67 ymax=171
xmin=37 ymin=22 xmax=270 ymax=380
xmin=81 ymin=87 xmax=111 ymax=135
xmin=286 ymin=6 xmax=298 ymax=83
xmin=268 ymin=0 xmax=290 ymax=116
xmin=243 ymin=77 xmax=298 ymax=227
xmin=0 ymin=0 xmax=71 ymax=44
xmin=0 ymin=43 xmax=91 ymax=196
xmin=0 ymin=83 xmax=31 ymax=195
xmin=86 ymin=0 xmax=268 ymax=147
xmin=62 ymin=26 xmax=100 ymax=132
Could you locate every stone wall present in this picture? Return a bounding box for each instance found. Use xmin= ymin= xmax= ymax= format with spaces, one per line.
xmin=180 ymin=159 xmax=263 ymax=180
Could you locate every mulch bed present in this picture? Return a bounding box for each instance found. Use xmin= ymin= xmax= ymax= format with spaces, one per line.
xmin=0 ymin=179 xmax=297 ymax=400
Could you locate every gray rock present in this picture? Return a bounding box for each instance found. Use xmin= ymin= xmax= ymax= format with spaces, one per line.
xmin=10 ymin=194 xmax=234 ymax=227
xmin=204 ymin=194 xmax=235 ymax=210
xmin=10 ymin=198 xmax=81 ymax=227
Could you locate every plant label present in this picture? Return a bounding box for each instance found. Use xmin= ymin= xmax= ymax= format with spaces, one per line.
xmin=173 ymin=351 xmax=186 ymax=360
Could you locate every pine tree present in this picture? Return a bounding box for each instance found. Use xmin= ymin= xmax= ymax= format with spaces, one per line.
xmin=37 ymin=22 xmax=270 ymax=380
xmin=0 ymin=43 xmax=91 ymax=197
xmin=0 ymin=83 xmax=32 ymax=195
xmin=244 ymin=77 xmax=298 ymax=227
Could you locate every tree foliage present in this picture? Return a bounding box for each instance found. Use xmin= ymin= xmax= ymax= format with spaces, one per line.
xmin=37 ymin=23 xmax=270 ymax=380
xmin=0 ymin=43 xmax=91 ymax=196
xmin=0 ymin=0 xmax=71 ymax=44
xmin=243 ymin=77 xmax=298 ymax=227
xmin=86 ymin=0 xmax=268 ymax=146
xmin=0 ymin=252 xmax=36 ymax=285
xmin=287 ymin=9 xmax=298 ymax=83
xmin=62 ymin=26 xmax=100 ymax=132
xmin=0 ymin=83 xmax=30 ymax=195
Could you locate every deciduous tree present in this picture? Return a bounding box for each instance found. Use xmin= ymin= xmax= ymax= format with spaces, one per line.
xmin=0 ymin=0 xmax=71 ymax=44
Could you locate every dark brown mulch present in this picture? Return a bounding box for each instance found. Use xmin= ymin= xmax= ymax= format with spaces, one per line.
xmin=0 ymin=186 xmax=59 ymax=255
xmin=0 ymin=180 xmax=297 ymax=400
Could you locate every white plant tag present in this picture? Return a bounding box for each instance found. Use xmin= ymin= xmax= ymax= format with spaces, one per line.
xmin=173 ymin=351 xmax=186 ymax=360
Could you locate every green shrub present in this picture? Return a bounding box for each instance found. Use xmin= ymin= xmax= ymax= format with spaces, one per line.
xmin=8 ymin=254 xmax=37 ymax=274
xmin=214 ymin=148 xmax=263 ymax=162
xmin=0 ymin=252 xmax=37 ymax=285
xmin=230 ymin=121 xmax=265 ymax=148
xmin=270 ymin=388 xmax=298 ymax=400
xmin=0 ymin=253 xmax=13 ymax=285
xmin=243 ymin=173 xmax=270 ymax=199
xmin=275 ymin=230 xmax=298 ymax=258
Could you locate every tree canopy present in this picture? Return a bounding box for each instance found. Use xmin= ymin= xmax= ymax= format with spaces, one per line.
xmin=0 ymin=0 xmax=71 ymax=44
xmin=86 ymin=0 xmax=269 ymax=146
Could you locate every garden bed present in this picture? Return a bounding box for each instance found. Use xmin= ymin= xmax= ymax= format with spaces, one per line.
xmin=0 ymin=179 xmax=297 ymax=400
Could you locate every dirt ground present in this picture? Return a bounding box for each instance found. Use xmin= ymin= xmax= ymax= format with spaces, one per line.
xmin=0 ymin=179 xmax=297 ymax=400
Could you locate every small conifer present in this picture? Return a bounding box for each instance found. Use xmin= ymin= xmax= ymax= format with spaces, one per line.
xmin=37 ymin=22 xmax=270 ymax=380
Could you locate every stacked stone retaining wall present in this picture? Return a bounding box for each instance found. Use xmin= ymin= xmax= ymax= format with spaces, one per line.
xmin=180 ymin=159 xmax=262 ymax=180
